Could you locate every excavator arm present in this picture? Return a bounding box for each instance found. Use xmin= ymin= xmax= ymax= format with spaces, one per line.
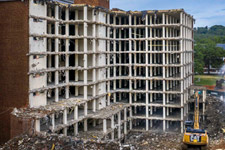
xmin=194 ymin=91 xmax=200 ymax=129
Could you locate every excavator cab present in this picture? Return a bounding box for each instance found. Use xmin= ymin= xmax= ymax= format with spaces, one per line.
xmin=185 ymin=121 xmax=194 ymax=129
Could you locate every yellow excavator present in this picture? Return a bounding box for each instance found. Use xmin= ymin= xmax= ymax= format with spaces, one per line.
xmin=182 ymin=91 xmax=209 ymax=150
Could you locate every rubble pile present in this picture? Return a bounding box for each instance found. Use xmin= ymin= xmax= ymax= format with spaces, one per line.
xmin=0 ymin=134 xmax=119 ymax=150
xmin=124 ymin=132 xmax=183 ymax=150
xmin=203 ymin=96 xmax=225 ymax=140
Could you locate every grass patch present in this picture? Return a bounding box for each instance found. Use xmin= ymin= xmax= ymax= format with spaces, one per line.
xmin=194 ymin=75 xmax=223 ymax=86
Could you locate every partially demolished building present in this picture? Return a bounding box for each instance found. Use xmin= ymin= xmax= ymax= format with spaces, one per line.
xmin=0 ymin=0 xmax=194 ymax=143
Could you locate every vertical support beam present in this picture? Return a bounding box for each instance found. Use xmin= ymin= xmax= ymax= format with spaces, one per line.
xmin=74 ymin=123 xmax=78 ymax=135
xmin=129 ymin=107 xmax=133 ymax=130
xmin=35 ymin=119 xmax=40 ymax=132
xmin=74 ymin=105 xmax=78 ymax=119
xmin=84 ymin=119 xmax=88 ymax=132
xmin=113 ymin=15 xmax=116 ymax=103
xmin=167 ymin=121 xmax=169 ymax=129
xmin=145 ymin=14 xmax=149 ymax=131
xmin=134 ymin=16 xmax=137 ymax=102
xmin=83 ymin=6 xmax=88 ymax=101
xmin=75 ymin=10 xmax=79 ymax=96
xmin=63 ymin=128 xmax=67 ymax=136
xmin=92 ymin=9 xmax=97 ymax=110
xmin=118 ymin=112 xmax=121 ymax=139
xmin=180 ymin=12 xmax=184 ymax=133
xmin=119 ymin=17 xmax=122 ymax=101
xmin=124 ymin=108 xmax=127 ymax=135
xmin=47 ymin=7 xmax=52 ymax=84
xmin=203 ymin=90 xmax=206 ymax=120
xmin=162 ymin=13 xmax=166 ymax=132
xmin=93 ymin=99 xmax=96 ymax=112
xmin=103 ymin=119 xmax=107 ymax=133
xmin=51 ymin=113 xmax=55 ymax=131
xmin=63 ymin=109 xmax=68 ymax=135
xmin=84 ymin=102 xmax=88 ymax=116
xmin=55 ymin=5 xmax=59 ymax=102
xmin=93 ymin=119 xmax=96 ymax=127
xmin=65 ymin=7 xmax=70 ymax=99
xmin=129 ymin=15 xmax=132 ymax=104
xmin=63 ymin=109 xmax=67 ymax=125
xmin=107 ymin=14 xmax=111 ymax=105
xmin=111 ymin=115 xmax=114 ymax=140
xmin=74 ymin=107 xmax=79 ymax=134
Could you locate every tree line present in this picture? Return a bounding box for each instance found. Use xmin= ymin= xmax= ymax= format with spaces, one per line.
xmin=194 ymin=25 xmax=225 ymax=74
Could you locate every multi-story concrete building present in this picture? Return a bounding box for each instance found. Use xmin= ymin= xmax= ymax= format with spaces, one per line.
xmin=0 ymin=0 xmax=194 ymax=143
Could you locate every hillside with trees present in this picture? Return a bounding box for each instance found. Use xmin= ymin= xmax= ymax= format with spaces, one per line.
xmin=194 ymin=25 xmax=225 ymax=74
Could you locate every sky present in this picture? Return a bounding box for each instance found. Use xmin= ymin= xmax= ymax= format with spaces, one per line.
xmin=110 ymin=0 xmax=225 ymax=27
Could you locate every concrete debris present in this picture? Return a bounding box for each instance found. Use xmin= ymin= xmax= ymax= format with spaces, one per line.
xmin=203 ymin=96 xmax=225 ymax=140
xmin=124 ymin=132 xmax=183 ymax=150
xmin=0 ymin=134 xmax=120 ymax=150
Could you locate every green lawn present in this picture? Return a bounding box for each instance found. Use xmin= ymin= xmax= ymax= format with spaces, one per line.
xmin=194 ymin=75 xmax=223 ymax=86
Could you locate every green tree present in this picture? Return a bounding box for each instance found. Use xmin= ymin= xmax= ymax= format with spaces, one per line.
xmin=194 ymin=44 xmax=204 ymax=74
xmin=194 ymin=39 xmax=225 ymax=74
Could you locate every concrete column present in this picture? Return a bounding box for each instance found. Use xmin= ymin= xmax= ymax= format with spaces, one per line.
xmin=118 ymin=112 xmax=121 ymax=139
xmin=93 ymin=119 xmax=96 ymax=127
xmin=93 ymin=99 xmax=96 ymax=112
xmin=134 ymin=16 xmax=137 ymax=100
xmin=111 ymin=115 xmax=114 ymax=140
xmin=181 ymin=122 xmax=184 ymax=133
xmin=63 ymin=127 xmax=67 ymax=136
xmin=47 ymin=7 xmax=52 ymax=74
xmin=119 ymin=17 xmax=122 ymax=101
xmin=145 ymin=14 xmax=149 ymax=131
xmin=113 ymin=16 xmax=116 ymax=103
xmin=167 ymin=121 xmax=169 ymax=129
xmin=63 ymin=109 xmax=67 ymax=125
xmin=103 ymin=119 xmax=107 ymax=133
xmin=54 ymin=5 xmax=59 ymax=102
xmin=203 ymin=90 xmax=206 ymax=120
xmin=107 ymin=20 xmax=111 ymax=105
xmin=92 ymin=9 xmax=97 ymax=109
xmin=74 ymin=123 xmax=78 ymax=135
xmin=83 ymin=7 xmax=88 ymax=101
xmin=181 ymin=94 xmax=184 ymax=107
xmin=84 ymin=119 xmax=87 ymax=132
xmin=129 ymin=15 xmax=132 ymax=104
xmin=35 ymin=119 xmax=40 ymax=132
xmin=75 ymin=9 xmax=79 ymax=94
xmin=130 ymin=108 xmax=133 ymax=130
xmin=51 ymin=113 xmax=55 ymax=131
xmin=163 ymin=107 xmax=166 ymax=131
xmin=74 ymin=105 xmax=78 ymax=119
xmin=65 ymin=8 xmax=69 ymax=99
xmin=124 ymin=108 xmax=127 ymax=134
xmin=84 ymin=102 xmax=88 ymax=116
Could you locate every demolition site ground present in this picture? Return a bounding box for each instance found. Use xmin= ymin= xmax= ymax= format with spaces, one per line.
xmin=1 ymin=96 xmax=225 ymax=150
